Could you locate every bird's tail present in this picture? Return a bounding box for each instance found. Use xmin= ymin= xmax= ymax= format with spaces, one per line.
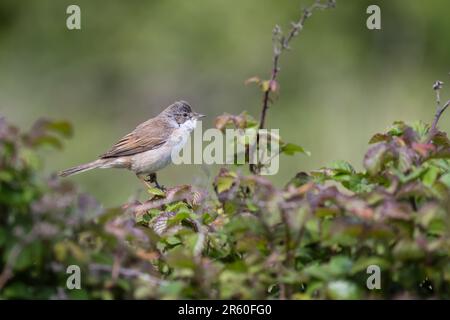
xmin=58 ymin=159 xmax=103 ymax=177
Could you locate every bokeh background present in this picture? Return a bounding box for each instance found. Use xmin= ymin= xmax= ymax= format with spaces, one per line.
xmin=1 ymin=0 xmax=450 ymax=206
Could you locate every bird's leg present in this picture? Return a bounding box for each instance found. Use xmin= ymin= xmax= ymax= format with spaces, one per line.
xmin=137 ymin=174 xmax=153 ymax=189
xmin=147 ymin=173 xmax=165 ymax=191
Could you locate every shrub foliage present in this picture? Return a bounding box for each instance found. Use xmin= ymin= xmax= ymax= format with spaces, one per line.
xmin=1 ymin=0 xmax=449 ymax=300
xmin=1 ymin=113 xmax=450 ymax=299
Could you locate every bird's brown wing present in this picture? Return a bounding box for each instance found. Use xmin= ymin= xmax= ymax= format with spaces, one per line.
xmin=100 ymin=118 xmax=173 ymax=158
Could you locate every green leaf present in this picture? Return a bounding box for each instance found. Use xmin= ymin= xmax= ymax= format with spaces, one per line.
xmin=303 ymin=256 xmax=353 ymax=281
xmin=20 ymin=149 xmax=41 ymax=170
xmin=387 ymin=121 xmax=406 ymax=136
xmin=431 ymin=132 xmax=450 ymax=148
xmin=327 ymin=160 xmax=355 ymax=174
xmin=33 ymin=135 xmax=63 ymax=149
xmin=393 ymin=240 xmax=424 ymax=260
xmin=45 ymin=120 xmax=73 ymax=137
xmin=281 ymin=143 xmax=311 ymax=156
xmin=261 ymin=80 xmax=270 ymax=92
xmin=364 ymin=142 xmax=391 ymax=175
xmin=158 ymin=281 xmax=185 ymax=297
xmin=341 ymin=174 xmax=374 ymax=193
xmin=327 ymin=280 xmax=359 ymax=299
xmin=143 ymin=213 xmax=152 ymax=222
xmin=0 ymin=171 xmax=14 ymax=182
xmin=351 ymin=257 xmax=390 ymax=274
xmin=422 ymin=166 xmax=440 ymax=187
xmin=166 ymin=236 xmax=182 ymax=246
xmin=246 ymin=200 xmax=259 ymax=212
xmin=147 ymin=187 xmax=165 ymax=197
xmin=397 ymin=148 xmax=414 ymax=172
xmin=148 ymin=208 xmax=162 ymax=217
xmin=369 ymin=133 xmax=389 ymax=144
xmin=439 ymin=172 xmax=450 ymax=188
xmin=168 ymin=211 xmax=191 ymax=226
xmin=428 ymin=219 xmax=446 ymax=236
xmin=14 ymin=241 xmax=44 ymax=270
xmin=202 ymin=212 xmax=216 ymax=224
xmin=411 ymin=121 xmax=429 ymax=140
xmin=0 ymin=228 xmax=7 ymax=246
xmin=165 ymin=201 xmax=190 ymax=213
xmin=245 ymin=117 xmax=259 ymax=129
xmin=216 ymin=176 xmax=235 ymax=193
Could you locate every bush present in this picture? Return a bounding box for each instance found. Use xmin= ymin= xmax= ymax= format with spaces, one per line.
xmin=1 ymin=112 xmax=450 ymax=299
xmin=1 ymin=0 xmax=449 ymax=300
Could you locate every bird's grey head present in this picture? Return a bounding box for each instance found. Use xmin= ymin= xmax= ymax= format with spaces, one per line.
xmin=163 ymin=100 xmax=204 ymax=125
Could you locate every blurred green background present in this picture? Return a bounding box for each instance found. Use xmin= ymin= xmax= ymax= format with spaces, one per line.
xmin=1 ymin=0 xmax=450 ymax=206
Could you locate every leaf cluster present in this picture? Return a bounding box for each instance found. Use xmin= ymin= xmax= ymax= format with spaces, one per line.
xmin=1 ymin=117 xmax=449 ymax=299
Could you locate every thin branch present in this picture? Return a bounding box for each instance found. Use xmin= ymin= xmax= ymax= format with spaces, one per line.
xmin=251 ymin=0 xmax=335 ymax=174
xmin=428 ymin=80 xmax=450 ymax=140
xmin=434 ymin=80 xmax=443 ymax=107
xmin=0 ymin=230 xmax=36 ymax=290
xmin=430 ymin=100 xmax=450 ymax=135
xmin=131 ymin=194 xmax=186 ymax=213
xmin=279 ymin=208 xmax=293 ymax=299
xmin=89 ymin=264 xmax=167 ymax=286
xmin=257 ymin=0 xmax=335 ymax=131
xmin=0 ymin=243 xmax=23 ymax=290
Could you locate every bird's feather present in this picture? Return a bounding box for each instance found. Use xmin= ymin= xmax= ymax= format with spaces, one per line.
xmin=100 ymin=117 xmax=175 ymax=158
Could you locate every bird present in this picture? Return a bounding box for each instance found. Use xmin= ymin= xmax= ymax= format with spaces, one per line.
xmin=59 ymin=100 xmax=204 ymax=189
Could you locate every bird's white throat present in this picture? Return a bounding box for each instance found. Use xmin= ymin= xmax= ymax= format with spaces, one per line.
xmin=181 ymin=118 xmax=198 ymax=132
xmin=169 ymin=118 xmax=198 ymax=149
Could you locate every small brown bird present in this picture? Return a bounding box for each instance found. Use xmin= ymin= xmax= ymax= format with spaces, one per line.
xmin=59 ymin=100 xmax=204 ymax=189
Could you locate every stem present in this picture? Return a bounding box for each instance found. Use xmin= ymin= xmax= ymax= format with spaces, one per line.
xmin=251 ymin=0 xmax=335 ymax=174
xmin=428 ymin=80 xmax=448 ymax=141
xmin=0 ymin=230 xmax=36 ymax=290
xmin=89 ymin=264 xmax=167 ymax=285
xmin=257 ymin=0 xmax=334 ymax=131
xmin=429 ymin=99 xmax=450 ymax=140
xmin=280 ymin=208 xmax=294 ymax=299
xmin=259 ymin=56 xmax=280 ymax=131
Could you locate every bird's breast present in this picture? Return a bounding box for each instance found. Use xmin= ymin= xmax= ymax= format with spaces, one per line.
xmin=130 ymin=125 xmax=193 ymax=175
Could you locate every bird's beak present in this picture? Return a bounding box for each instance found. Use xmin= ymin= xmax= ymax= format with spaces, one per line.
xmin=194 ymin=112 xmax=206 ymax=119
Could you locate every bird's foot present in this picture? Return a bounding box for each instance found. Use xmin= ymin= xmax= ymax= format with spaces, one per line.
xmin=139 ymin=178 xmax=153 ymax=190
xmin=154 ymin=181 xmax=166 ymax=191
xmin=146 ymin=173 xmax=166 ymax=191
xmin=156 ymin=184 xmax=166 ymax=191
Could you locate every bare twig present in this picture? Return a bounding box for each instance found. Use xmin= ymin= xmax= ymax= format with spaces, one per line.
xmin=251 ymin=0 xmax=335 ymax=174
xmin=279 ymin=208 xmax=294 ymax=299
xmin=258 ymin=0 xmax=335 ymax=131
xmin=431 ymin=101 xmax=450 ymax=133
xmin=433 ymin=80 xmax=443 ymax=107
xmin=0 ymin=244 xmax=23 ymax=290
xmin=428 ymin=80 xmax=450 ymax=140
xmin=129 ymin=185 xmax=203 ymax=214
xmin=89 ymin=263 xmax=167 ymax=286
xmin=0 ymin=229 xmax=37 ymax=290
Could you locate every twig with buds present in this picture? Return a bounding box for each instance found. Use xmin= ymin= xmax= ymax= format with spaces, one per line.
xmin=257 ymin=0 xmax=335 ymax=131
xmin=250 ymin=0 xmax=335 ymax=174
xmin=429 ymin=80 xmax=450 ymax=140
